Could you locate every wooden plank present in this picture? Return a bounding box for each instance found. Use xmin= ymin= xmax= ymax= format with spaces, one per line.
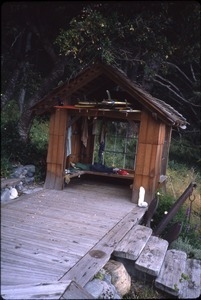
xmin=51 ymin=134 xmax=59 ymax=164
xmin=135 ymin=236 xmax=169 ymax=276
xmin=135 ymin=143 xmax=146 ymax=175
xmin=158 ymin=123 xmax=166 ymax=145
xmin=179 ymin=259 xmax=201 ymax=299
xmin=46 ymin=163 xmax=57 ymax=189
xmin=59 ymin=206 xmax=147 ymax=287
xmin=142 ymin=144 xmax=152 ymax=176
xmin=146 ymin=116 xmax=158 ymax=144
xmin=113 ymin=224 xmax=152 ymax=260
xmin=138 ymin=110 xmax=149 ymax=143
xmin=54 ymin=109 xmax=62 ymax=136
xmin=47 ymin=134 xmax=54 ymax=163
xmin=54 ymin=163 xmax=63 ymax=190
xmin=1 ymin=281 xmax=72 ymax=300
xmin=62 ymin=281 xmax=95 ymax=299
xmin=67 ymin=170 xmax=133 ymax=180
xmin=49 ymin=112 xmax=56 ymax=135
xmin=149 ymin=144 xmax=158 ymax=178
xmin=155 ymin=249 xmax=187 ymax=296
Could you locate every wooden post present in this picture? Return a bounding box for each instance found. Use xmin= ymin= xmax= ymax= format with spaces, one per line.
xmin=45 ymin=108 xmax=67 ymax=190
xmin=132 ymin=110 xmax=166 ymax=204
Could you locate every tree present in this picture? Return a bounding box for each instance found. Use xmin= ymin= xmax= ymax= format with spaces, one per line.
xmin=1 ymin=1 xmax=84 ymax=141
xmin=1 ymin=1 xmax=200 ymax=142
xmin=55 ymin=1 xmax=200 ymax=131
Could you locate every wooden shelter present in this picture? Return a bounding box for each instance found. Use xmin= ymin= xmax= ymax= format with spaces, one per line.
xmin=32 ymin=62 xmax=187 ymax=204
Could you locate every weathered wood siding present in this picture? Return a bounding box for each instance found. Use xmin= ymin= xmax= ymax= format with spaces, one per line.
xmin=132 ymin=110 xmax=166 ymax=204
xmin=45 ymin=109 xmax=67 ymax=190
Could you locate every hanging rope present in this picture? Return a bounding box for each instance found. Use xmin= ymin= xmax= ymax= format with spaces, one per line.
xmin=187 ymin=194 xmax=196 ymax=224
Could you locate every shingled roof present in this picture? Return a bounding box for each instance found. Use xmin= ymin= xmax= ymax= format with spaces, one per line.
xmin=32 ymin=62 xmax=188 ymax=128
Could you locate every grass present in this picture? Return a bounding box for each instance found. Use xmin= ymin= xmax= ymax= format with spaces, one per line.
xmin=123 ymin=278 xmax=170 ymax=299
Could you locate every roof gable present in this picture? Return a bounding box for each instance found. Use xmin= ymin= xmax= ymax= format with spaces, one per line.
xmin=32 ymin=62 xmax=187 ymax=127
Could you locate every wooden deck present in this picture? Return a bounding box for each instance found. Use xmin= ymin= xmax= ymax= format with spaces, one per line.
xmin=1 ymin=178 xmax=147 ymax=299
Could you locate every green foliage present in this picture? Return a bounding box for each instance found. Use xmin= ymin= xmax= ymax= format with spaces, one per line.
xmin=1 ymin=100 xmax=20 ymax=123
xmin=30 ymin=118 xmax=49 ymax=150
xmin=169 ymin=137 xmax=201 ymax=169
xmin=171 ymin=237 xmax=201 ymax=260
xmin=1 ymin=107 xmax=49 ymax=181
xmin=1 ymin=157 xmax=13 ymax=178
xmin=55 ymin=3 xmax=176 ymax=69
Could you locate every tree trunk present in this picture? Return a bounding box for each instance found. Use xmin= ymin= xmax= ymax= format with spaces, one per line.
xmin=1 ymin=63 xmax=23 ymax=108
xmin=18 ymin=57 xmax=67 ymax=142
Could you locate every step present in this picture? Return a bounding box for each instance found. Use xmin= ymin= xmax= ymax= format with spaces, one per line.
xmin=155 ymin=249 xmax=187 ymax=296
xmin=135 ymin=236 xmax=169 ymax=277
xmin=113 ymin=224 xmax=152 ymax=261
xmin=179 ymin=258 xmax=201 ymax=299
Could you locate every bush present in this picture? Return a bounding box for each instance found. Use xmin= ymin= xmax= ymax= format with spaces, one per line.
xmin=171 ymin=237 xmax=201 ymax=260
xmin=1 ymin=114 xmax=49 ymax=182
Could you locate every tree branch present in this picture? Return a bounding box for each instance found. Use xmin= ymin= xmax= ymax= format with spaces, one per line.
xmin=165 ymin=61 xmax=193 ymax=85
xmin=190 ymin=64 xmax=196 ymax=82
xmin=153 ymin=77 xmax=200 ymax=107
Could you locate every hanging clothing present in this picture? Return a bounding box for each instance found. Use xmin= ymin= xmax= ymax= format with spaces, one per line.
xmin=66 ymin=126 xmax=72 ymax=156
xmin=81 ymin=117 xmax=88 ymax=148
xmin=99 ymin=121 xmax=107 ymax=144
xmin=98 ymin=121 xmax=107 ymax=164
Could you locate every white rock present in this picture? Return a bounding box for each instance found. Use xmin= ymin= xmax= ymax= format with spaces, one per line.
xmin=9 ymin=187 xmax=18 ymax=199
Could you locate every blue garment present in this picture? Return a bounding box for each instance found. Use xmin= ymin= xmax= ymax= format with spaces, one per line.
xmin=90 ymin=163 xmax=114 ymax=173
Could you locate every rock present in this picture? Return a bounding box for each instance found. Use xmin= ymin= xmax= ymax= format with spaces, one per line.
xmin=1 ymin=188 xmax=11 ymax=202
xmin=24 ymin=176 xmax=35 ymax=184
xmin=9 ymin=187 xmax=18 ymax=199
xmin=23 ymin=164 xmax=36 ymax=174
xmin=10 ymin=164 xmax=36 ymax=179
xmin=84 ymin=278 xmax=120 ymax=299
xmin=10 ymin=166 xmax=24 ymax=178
xmin=103 ymin=259 xmax=131 ymax=297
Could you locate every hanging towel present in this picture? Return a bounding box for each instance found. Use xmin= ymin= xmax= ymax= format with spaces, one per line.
xmin=81 ymin=117 xmax=88 ymax=147
xmin=66 ymin=126 xmax=72 ymax=156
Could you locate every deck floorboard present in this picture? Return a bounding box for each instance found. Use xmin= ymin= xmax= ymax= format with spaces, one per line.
xmin=1 ymin=179 xmax=146 ymax=298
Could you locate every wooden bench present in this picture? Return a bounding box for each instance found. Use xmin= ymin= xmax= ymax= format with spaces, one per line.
xmin=65 ymin=170 xmax=135 ymax=181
